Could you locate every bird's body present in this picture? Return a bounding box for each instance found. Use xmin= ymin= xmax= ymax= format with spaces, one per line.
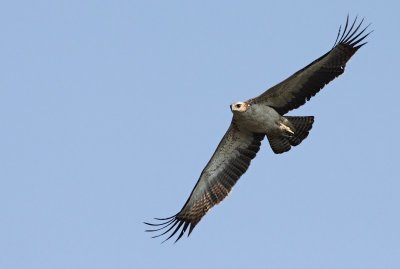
xmin=232 ymin=102 xmax=283 ymax=134
xmin=231 ymin=101 xmax=315 ymax=154
xmin=145 ymin=16 xmax=372 ymax=242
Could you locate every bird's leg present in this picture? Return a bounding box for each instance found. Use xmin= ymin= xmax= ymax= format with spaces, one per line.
xmin=279 ymin=122 xmax=295 ymax=136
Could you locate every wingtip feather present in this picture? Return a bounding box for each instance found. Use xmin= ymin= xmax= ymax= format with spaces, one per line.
xmin=144 ymin=214 xmax=196 ymax=243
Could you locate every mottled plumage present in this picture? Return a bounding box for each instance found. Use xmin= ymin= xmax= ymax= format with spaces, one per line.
xmin=145 ymin=16 xmax=371 ymax=242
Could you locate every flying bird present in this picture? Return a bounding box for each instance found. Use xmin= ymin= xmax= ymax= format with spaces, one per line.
xmin=145 ymin=16 xmax=371 ymax=242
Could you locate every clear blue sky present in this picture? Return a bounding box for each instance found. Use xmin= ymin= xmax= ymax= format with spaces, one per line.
xmin=1 ymin=1 xmax=399 ymax=268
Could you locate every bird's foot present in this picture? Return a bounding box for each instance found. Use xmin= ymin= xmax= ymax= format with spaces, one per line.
xmin=279 ymin=122 xmax=295 ymax=136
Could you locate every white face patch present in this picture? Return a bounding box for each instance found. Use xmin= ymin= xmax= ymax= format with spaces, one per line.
xmin=231 ymin=101 xmax=249 ymax=112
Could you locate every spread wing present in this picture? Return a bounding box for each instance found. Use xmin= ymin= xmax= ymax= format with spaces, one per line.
xmin=250 ymin=16 xmax=372 ymax=115
xmin=145 ymin=120 xmax=264 ymax=242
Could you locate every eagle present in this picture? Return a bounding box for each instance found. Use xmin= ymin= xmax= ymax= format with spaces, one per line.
xmin=145 ymin=16 xmax=371 ymax=242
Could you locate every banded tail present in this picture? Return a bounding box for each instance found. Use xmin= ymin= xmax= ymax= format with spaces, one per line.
xmin=267 ymin=116 xmax=314 ymax=154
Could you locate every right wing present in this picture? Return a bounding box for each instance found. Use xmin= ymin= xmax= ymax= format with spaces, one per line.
xmin=145 ymin=120 xmax=264 ymax=242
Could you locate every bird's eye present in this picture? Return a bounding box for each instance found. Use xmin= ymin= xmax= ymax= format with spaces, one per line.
xmin=236 ymin=104 xmax=241 ymax=108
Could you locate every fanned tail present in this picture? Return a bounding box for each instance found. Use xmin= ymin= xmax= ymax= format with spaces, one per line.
xmin=267 ymin=116 xmax=314 ymax=154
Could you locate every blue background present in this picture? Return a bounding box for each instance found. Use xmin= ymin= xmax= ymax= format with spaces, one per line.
xmin=1 ymin=1 xmax=399 ymax=268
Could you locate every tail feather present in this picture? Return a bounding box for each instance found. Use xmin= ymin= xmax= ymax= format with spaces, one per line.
xmin=267 ymin=136 xmax=292 ymax=154
xmin=267 ymin=116 xmax=314 ymax=154
xmin=286 ymin=116 xmax=314 ymax=146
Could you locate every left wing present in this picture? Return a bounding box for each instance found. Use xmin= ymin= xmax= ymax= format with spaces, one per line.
xmin=145 ymin=120 xmax=264 ymax=242
xmin=249 ymin=16 xmax=371 ymax=115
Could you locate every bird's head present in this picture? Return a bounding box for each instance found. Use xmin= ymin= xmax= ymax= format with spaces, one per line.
xmin=230 ymin=101 xmax=250 ymax=113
